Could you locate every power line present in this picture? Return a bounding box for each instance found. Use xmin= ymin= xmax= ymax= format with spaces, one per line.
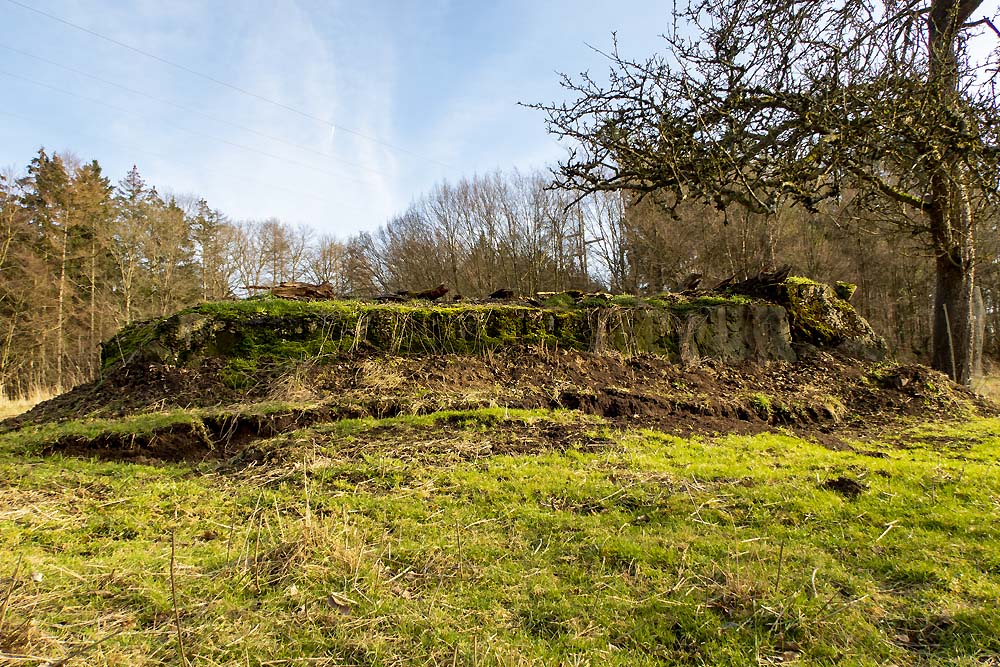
xmin=0 ymin=41 xmax=390 ymax=178
xmin=0 ymin=106 xmax=365 ymax=213
xmin=3 ymin=0 xmax=456 ymax=170
xmin=0 ymin=68 xmax=381 ymax=188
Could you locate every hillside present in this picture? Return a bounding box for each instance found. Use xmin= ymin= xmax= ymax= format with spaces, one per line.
xmin=1 ymin=282 xmax=999 ymax=665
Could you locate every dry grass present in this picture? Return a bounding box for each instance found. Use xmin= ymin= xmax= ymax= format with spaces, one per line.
xmin=0 ymin=389 xmax=55 ymax=420
xmin=971 ymin=375 xmax=1000 ymax=402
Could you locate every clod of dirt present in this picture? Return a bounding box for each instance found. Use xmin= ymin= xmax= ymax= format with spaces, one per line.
xmin=821 ymin=475 xmax=867 ymax=498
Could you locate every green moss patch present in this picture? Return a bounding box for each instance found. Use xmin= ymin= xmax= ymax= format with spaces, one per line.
xmin=101 ymin=300 xmax=603 ymax=371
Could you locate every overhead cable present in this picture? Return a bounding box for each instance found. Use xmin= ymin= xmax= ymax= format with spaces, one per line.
xmin=4 ymin=0 xmax=455 ymax=169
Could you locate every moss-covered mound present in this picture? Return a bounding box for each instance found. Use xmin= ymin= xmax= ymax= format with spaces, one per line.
xmin=3 ymin=279 xmax=932 ymax=442
xmin=780 ymin=277 xmax=886 ymax=360
xmin=100 ymin=280 xmax=884 ymax=376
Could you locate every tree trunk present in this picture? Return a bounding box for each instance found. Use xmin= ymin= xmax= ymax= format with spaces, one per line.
xmin=973 ymin=285 xmax=985 ymax=378
xmin=926 ymin=0 xmax=981 ymax=385
xmin=931 ymin=238 xmax=975 ymax=384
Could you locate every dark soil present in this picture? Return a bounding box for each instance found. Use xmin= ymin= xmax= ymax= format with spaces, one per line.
xmin=6 ymin=347 xmax=995 ymax=463
xmin=821 ymin=475 xmax=867 ymax=499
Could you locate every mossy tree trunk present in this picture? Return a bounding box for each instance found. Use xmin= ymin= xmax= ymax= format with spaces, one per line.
xmin=927 ymin=0 xmax=980 ymax=385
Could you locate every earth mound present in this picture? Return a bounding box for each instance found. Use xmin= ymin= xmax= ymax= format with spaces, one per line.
xmin=1 ymin=280 xmax=989 ymax=462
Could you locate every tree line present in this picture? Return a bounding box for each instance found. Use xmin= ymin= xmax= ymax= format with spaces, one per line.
xmin=2 ymin=147 xmax=998 ymax=397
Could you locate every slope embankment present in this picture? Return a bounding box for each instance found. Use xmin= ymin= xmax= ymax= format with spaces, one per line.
xmin=0 ymin=279 xmax=988 ymax=463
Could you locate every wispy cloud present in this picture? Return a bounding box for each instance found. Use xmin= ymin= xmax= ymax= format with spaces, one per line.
xmin=0 ymin=0 xmax=673 ymax=235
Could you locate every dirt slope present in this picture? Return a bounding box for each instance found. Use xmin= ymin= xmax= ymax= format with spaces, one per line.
xmin=4 ymin=344 xmax=992 ymax=463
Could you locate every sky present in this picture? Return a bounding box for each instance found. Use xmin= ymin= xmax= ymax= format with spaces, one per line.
xmin=0 ymin=0 xmax=674 ymax=236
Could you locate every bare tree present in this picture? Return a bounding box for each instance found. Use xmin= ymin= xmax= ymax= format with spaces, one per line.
xmin=533 ymin=0 xmax=1000 ymax=383
xmin=230 ymin=221 xmax=267 ymax=297
xmin=306 ymin=235 xmax=351 ymax=292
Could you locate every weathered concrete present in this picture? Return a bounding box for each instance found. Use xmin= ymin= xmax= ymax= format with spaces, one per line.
xmin=101 ymin=280 xmax=885 ymax=371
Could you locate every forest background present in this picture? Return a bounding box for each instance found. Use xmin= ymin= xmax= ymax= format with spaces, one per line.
xmin=2 ymin=147 xmax=999 ymax=397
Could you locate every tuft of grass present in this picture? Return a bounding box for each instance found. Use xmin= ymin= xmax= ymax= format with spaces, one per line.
xmin=2 ymin=412 xmax=1000 ymax=664
xmin=748 ymin=392 xmax=773 ymax=420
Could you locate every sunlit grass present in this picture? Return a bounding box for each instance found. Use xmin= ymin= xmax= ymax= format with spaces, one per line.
xmin=1 ymin=411 xmax=1000 ymax=665
xmin=972 ymin=374 xmax=1000 ymax=402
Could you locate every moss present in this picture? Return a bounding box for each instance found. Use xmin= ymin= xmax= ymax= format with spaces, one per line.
xmin=99 ymin=279 xmax=878 ymax=370
xmin=577 ymin=294 xmax=617 ymax=308
xmin=682 ymin=294 xmax=751 ymax=309
xmin=101 ymin=300 xmax=608 ymax=369
xmin=835 ymin=281 xmax=858 ymax=301
xmin=749 ymin=393 xmax=773 ymax=420
xmin=646 ymin=293 xmax=752 ymax=312
xmin=542 ymin=293 xmax=578 ymax=309
xmin=219 ymin=358 xmax=258 ymax=390
xmin=785 ymin=275 xmax=823 ymax=286
xmin=610 ymin=295 xmax=642 ymax=308
xmin=782 ymin=280 xmax=856 ymax=346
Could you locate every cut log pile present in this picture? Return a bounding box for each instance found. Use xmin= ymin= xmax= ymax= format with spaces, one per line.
xmin=248 ymin=282 xmax=338 ymax=300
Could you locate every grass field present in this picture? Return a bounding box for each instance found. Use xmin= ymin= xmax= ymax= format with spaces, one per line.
xmin=1 ymin=408 xmax=999 ymax=666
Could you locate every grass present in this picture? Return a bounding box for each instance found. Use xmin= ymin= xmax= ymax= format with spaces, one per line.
xmin=2 ymin=409 xmax=1000 ymax=665
xmin=0 ymin=400 xmax=319 ymax=454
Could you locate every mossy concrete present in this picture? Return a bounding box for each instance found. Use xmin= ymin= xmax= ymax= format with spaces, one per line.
xmin=100 ymin=280 xmax=885 ymax=371
xmin=781 ymin=278 xmax=886 ymax=360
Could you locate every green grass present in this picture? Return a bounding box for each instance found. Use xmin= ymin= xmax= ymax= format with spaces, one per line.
xmin=2 ymin=410 xmax=1000 ymax=665
xmin=0 ymin=401 xmax=316 ymax=454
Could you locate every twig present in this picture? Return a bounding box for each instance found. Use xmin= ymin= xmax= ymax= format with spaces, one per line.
xmin=252 ymin=514 xmax=262 ymax=593
xmin=225 ymin=506 xmax=237 ymax=568
xmin=876 ymin=520 xmax=899 ymax=542
xmin=456 ymin=520 xmax=463 ymax=577
xmin=303 ymin=454 xmax=311 ymax=534
xmin=0 ymin=555 xmax=22 ymax=635
xmin=2 ymin=653 xmax=60 ymax=663
xmin=773 ymin=539 xmax=785 ymax=593
xmin=964 ymin=17 xmax=1000 ymax=38
xmin=170 ymin=530 xmax=189 ymax=667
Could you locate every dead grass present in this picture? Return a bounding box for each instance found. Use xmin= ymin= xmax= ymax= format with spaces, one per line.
xmin=971 ymin=375 xmax=1000 ymax=402
xmin=0 ymin=389 xmax=55 ymax=420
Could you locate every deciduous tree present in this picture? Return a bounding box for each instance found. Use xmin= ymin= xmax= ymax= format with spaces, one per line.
xmin=534 ymin=0 xmax=1000 ymax=383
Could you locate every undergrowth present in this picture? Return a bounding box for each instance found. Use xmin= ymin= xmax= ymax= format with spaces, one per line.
xmin=1 ymin=411 xmax=999 ymax=665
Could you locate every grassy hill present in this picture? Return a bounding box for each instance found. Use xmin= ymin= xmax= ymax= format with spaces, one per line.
xmin=1 ymin=292 xmax=998 ymax=665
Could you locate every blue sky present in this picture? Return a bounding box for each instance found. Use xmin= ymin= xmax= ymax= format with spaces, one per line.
xmin=0 ymin=0 xmax=673 ymax=235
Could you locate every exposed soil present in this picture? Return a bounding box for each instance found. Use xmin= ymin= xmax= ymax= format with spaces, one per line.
xmin=821 ymin=475 xmax=867 ymax=499
xmin=6 ymin=346 xmax=995 ymax=463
